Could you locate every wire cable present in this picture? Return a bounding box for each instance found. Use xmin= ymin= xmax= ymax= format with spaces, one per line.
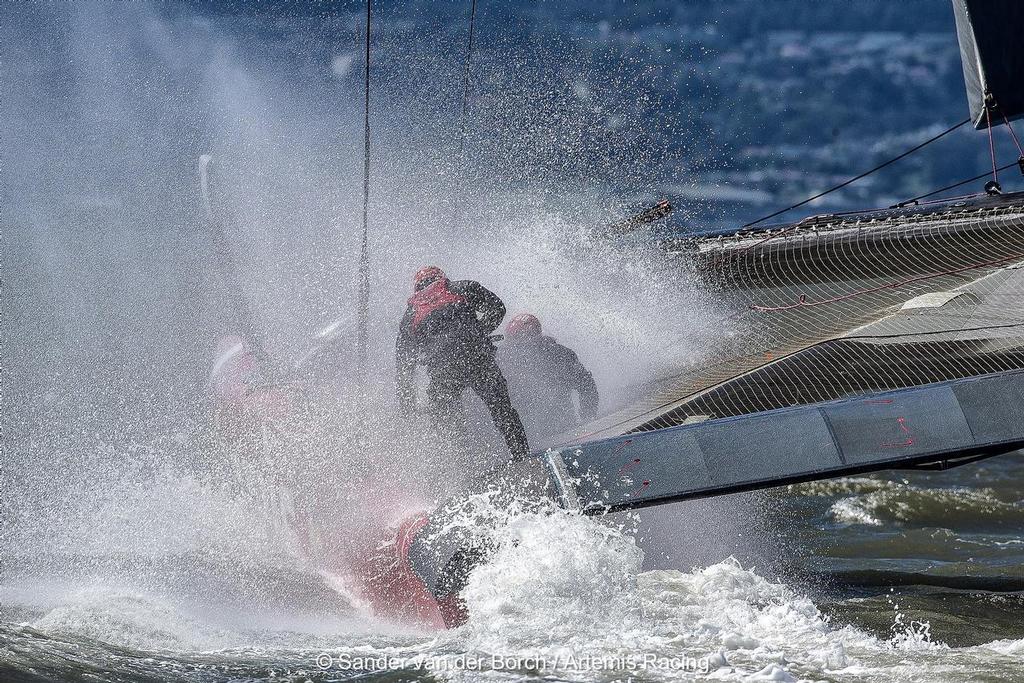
xmin=742 ymin=118 xmax=971 ymax=228
xmin=454 ymin=0 xmax=479 ymax=161
xmin=894 ymin=161 xmax=1018 ymax=207
xmin=357 ymin=0 xmax=372 ymax=391
xmin=985 ymin=100 xmax=999 ymax=185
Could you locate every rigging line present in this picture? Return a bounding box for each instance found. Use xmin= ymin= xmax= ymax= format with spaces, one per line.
xmin=357 ymin=0 xmax=372 ymax=391
xmin=741 ymin=118 xmax=971 ymax=229
xmin=454 ymin=0 xmax=479 ymax=161
xmin=985 ymin=100 xmax=999 ymax=184
xmin=894 ymin=161 xmax=1018 ymax=207
xmin=1002 ymin=112 xmax=1024 ymax=158
xmin=914 ymin=190 xmax=994 ymax=207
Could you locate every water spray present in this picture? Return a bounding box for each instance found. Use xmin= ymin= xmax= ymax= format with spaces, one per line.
xmin=198 ymin=154 xmax=269 ymax=366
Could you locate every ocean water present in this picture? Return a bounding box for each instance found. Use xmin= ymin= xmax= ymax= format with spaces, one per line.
xmin=3 ymin=450 xmax=1023 ymax=682
xmin=4 ymin=4 xmax=1024 ymax=681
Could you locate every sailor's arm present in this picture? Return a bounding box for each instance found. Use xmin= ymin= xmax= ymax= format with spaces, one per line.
xmin=577 ymin=366 xmax=600 ymax=421
xmin=395 ymin=309 xmax=417 ymax=412
xmin=563 ymin=347 xmax=599 ymax=421
xmin=460 ymin=281 xmax=507 ymax=334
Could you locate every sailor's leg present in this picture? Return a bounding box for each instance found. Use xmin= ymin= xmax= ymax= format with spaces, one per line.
xmin=470 ymin=355 xmax=530 ymax=461
xmin=426 ymin=370 xmax=467 ymax=440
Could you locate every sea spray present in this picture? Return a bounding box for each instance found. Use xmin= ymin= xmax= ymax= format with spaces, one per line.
xmin=3 ymin=3 xmax=721 ymax=606
xmin=444 ymin=500 xmax=996 ymax=680
xmin=461 ymin=505 xmax=645 ymax=646
xmin=443 ymin=499 xmax=841 ymax=680
xmin=886 ymin=590 xmax=945 ymax=652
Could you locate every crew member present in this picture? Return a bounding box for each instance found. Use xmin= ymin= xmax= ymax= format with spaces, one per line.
xmin=497 ymin=313 xmax=599 ymax=440
xmin=396 ymin=266 xmax=530 ymax=461
xmin=295 ymin=319 xmax=354 ymax=391
xmin=209 ymin=334 xmax=263 ymax=438
xmin=208 ymin=334 xmax=299 ymax=441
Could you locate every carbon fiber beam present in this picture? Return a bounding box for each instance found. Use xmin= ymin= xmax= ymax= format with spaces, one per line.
xmin=549 ymin=369 xmax=1024 ymax=514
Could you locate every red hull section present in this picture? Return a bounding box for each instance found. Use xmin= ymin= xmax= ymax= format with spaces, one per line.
xmin=347 ymin=514 xmax=467 ymax=629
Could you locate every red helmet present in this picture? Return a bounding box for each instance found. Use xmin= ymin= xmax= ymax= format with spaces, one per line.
xmin=413 ymin=265 xmax=445 ymax=290
xmin=506 ymin=313 xmax=542 ymax=339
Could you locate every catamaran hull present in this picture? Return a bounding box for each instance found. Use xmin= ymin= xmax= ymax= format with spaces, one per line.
xmin=346 ymin=514 xmax=468 ymax=629
xmin=398 ymin=369 xmax=1024 ymax=627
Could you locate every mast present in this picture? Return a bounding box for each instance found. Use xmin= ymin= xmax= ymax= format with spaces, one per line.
xmin=357 ymin=0 xmax=372 ymax=393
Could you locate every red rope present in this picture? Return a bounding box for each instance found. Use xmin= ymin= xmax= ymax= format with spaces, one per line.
xmin=750 ymin=252 xmax=1024 ymax=313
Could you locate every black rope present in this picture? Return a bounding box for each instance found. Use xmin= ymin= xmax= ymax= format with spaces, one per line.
xmin=357 ymin=0 xmax=372 ymax=390
xmin=742 ymin=118 xmax=971 ymax=228
xmin=455 ymin=0 xmax=479 ymax=160
xmin=892 ymin=161 xmax=1018 ymax=208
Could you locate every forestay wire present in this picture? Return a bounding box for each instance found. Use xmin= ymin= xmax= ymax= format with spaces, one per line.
xmin=742 ymin=118 xmax=971 ymax=229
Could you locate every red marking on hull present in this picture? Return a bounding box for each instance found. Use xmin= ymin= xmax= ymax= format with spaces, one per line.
xmin=617 ymin=458 xmax=642 ymax=476
xmin=630 ymin=480 xmax=651 ymax=497
xmin=610 ymin=438 xmax=634 ymax=456
xmin=436 ymin=593 xmax=469 ymax=627
xmin=881 ymin=417 xmax=914 ymax=448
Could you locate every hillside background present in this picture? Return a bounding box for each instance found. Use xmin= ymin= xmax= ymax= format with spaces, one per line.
xmin=187 ymin=0 xmax=1024 ymax=232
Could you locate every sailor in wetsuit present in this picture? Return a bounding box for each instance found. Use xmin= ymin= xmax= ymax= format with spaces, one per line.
xmin=497 ymin=313 xmax=599 ymax=441
xmin=396 ymin=266 xmax=530 ymax=461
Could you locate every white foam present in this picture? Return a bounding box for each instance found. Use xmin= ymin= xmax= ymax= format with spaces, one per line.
xmin=746 ymin=663 xmax=796 ymax=681
xmin=10 ymin=495 xmax=1024 ymax=681
xmin=31 ymin=587 xmax=238 ymax=651
xmin=444 ymin=505 xmax=869 ymax=680
xmin=461 ymin=507 xmax=644 ymax=647
xmin=977 ymin=638 xmax=1024 ymax=656
xmin=830 ymin=497 xmax=884 ymax=526
xmin=418 ymin=498 xmax=1024 ymax=681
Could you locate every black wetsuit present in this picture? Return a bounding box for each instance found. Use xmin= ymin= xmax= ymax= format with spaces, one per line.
xmin=396 ymin=279 xmax=530 ymax=461
xmin=497 ymin=335 xmax=599 ymax=441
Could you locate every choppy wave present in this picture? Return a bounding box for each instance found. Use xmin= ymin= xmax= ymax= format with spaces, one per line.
xmin=792 ymin=476 xmax=1024 ymax=530
xmin=29 ymin=588 xmax=238 ymax=652
xmin=4 ymin=505 xmax=1024 ymax=682
xmin=828 ymin=483 xmax=1024 ymax=530
xmin=434 ymin=508 xmax=1021 ymax=682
